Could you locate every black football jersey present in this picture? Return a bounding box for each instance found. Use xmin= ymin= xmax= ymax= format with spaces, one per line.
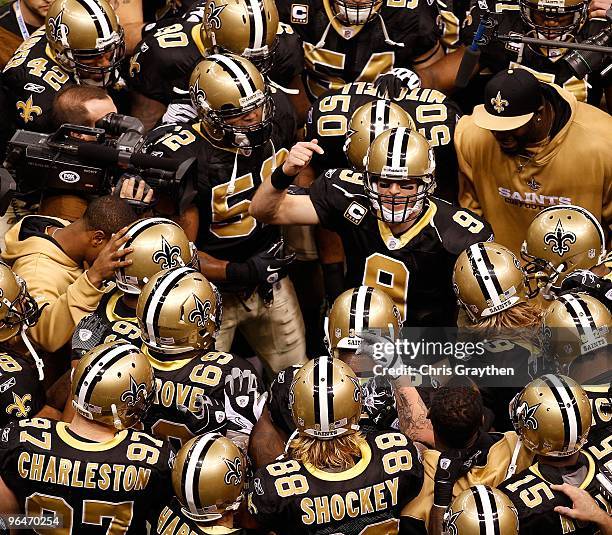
xmin=304 ymin=82 xmax=462 ymax=202
xmin=461 ymin=1 xmax=610 ymax=105
xmin=71 ymin=288 xmax=142 ymax=360
xmin=500 ymin=451 xmax=611 ymax=535
xmin=143 ymin=90 xmax=296 ymax=268
xmin=157 ymin=497 xmax=246 ymax=535
xmin=128 ymin=18 xmax=303 ymax=105
xmin=308 ymin=171 xmax=493 ymax=325
xmin=277 ymin=0 xmax=441 ymax=100
xmin=584 ymin=383 xmax=612 ymax=465
xmin=1 ymin=29 xmax=72 ymax=133
xmin=269 ymin=363 xmax=303 ymax=436
xmin=249 ymin=430 xmax=424 ymax=535
xmin=0 ymin=351 xmax=45 ymax=426
xmin=144 ymin=349 xmax=265 ymax=448
xmin=0 ymin=418 xmax=174 ymax=533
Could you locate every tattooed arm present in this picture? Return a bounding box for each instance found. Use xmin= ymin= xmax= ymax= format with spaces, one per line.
xmin=110 ymin=0 xmax=144 ymax=54
xmin=393 ymin=381 xmax=435 ymax=447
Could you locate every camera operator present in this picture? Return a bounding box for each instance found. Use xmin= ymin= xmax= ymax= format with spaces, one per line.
xmin=0 ymin=195 xmax=137 ymax=379
xmin=37 ymin=85 xmax=154 ymax=221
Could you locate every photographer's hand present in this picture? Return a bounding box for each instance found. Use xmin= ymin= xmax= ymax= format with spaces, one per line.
xmin=117 ymin=176 xmax=155 ymax=204
xmin=87 ymin=227 xmax=133 ymax=288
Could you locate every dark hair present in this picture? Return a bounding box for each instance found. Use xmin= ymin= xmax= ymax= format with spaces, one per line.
xmin=82 ymin=195 xmax=138 ymax=236
xmin=429 ymin=384 xmax=483 ymax=448
xmin=52 ymin=85 xmax=111 ymax=129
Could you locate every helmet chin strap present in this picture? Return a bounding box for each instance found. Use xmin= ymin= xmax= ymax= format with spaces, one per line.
xmin=21 ymin=327 xmax=44 ymax=381
xmin=111 ymin=403 xmax=122 ymax=430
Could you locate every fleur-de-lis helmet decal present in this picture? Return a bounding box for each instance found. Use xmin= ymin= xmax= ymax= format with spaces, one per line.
xmin=224 ymin=457 xmax=242 ymax=485
xmin=47 ymin=10 xmax=70 ymax=46
xmin=544 ymin=219 xmax=577 ymax=257
xmin=120 ymin=375 xmax=148 ymax=407
xmin=188 ymin=294 xmax=211 ymax=328
xmin=152 ymin=236 xmax=182 ymax=270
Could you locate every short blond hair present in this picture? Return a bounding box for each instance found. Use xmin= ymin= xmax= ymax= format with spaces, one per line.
xmin=288 ymin=432 xmax=365 ymax=470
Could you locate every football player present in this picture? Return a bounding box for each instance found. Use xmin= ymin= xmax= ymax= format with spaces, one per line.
xmin=499 ymin=374 xmax=610 ymax=535
xmin=521 ymin=205 xmax=607 ymax=301
xmin=0 ymin=340 xmax=174 ymax=531
xmin=458 ymin=0 xmax=611 ymax=105
xmin=453 ymin=242 xmax=543 ymax=430
xmin=136 ymin=267 xmax=267 ymax=452
xmin=157 ymin=433 xmax=246 ymax=533
xmin=442 ymin=485 xmax=520 ymax=535
xmin=144 ymin=54 xmax=307 ymax=374
xmin=558 ymin=251 xmax=612 ymax=312
xmin=250 ymin=127 xmax=494 ymax=327
xmin=400 ymin=383 xmax=534 ymax=535
xmin=0 ymin=261 xmax=61 ymax=424
xmin=275 ymin=0 xmax=444 ymax=103
xmin=1 ymin=0 xmax=125 ymax=134
xmin=249 ymin=356 xmax=425 ymax=534
xmin=129 ymin=0 xmax=304 ymax=129
xmin=305 ymin=83 xmax=463 ymax=203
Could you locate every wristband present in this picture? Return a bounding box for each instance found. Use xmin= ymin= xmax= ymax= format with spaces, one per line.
xmin=270 ymin=165 xmax=296 ymax=191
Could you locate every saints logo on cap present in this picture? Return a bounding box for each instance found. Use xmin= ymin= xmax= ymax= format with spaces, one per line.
xmin=491 ymin=91 xmax=509 ymax=114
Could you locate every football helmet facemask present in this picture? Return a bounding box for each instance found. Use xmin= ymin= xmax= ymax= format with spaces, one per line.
xmin=0 ymin=261 xmax=40 ymax=342
xmin=71 ymin=340 xmax=156 ymax=430
xmin=201 ymin=0 xmax=279 ymax=74
xmin=137 ymin=267 xmax=222 ymax=355
xmin=519 ymin=0 xmax=588 ymax=54
xmin=365 ymin=127 xmax=436 ymax=224
xmin=326 ymin=0 xmax=383 ymax=26
xmin=509 ymin=373 xmax=591 ymax=457
xmin=453 ymin=242 xmax=531 ymax=322
xmin=324 ymin=286 xmax=402 ymax=357
xmin=189 ymin=54 xmax=274 ymax=150
xmin=344 ymin=100 xmax=416 ymax=171
xmin=443 ymin=486 xmax=519 ymax=535
xmin=46 ymin=0 xmax=125 ymax=87
xmin=172 ymin=433 xmax=245 ymax=522
xmin=522 ymin=205 xmax=605 ymax=298
xmin=115 ymin=218 xmax=199 ymax=295
xmin=541 ymin=292 xmax=610 ymax=367
xmin=290 ymin=356 xmax=362 ymax=440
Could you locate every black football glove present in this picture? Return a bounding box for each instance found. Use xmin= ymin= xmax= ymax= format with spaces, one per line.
xmin=558 ymin=269 xmax=612 ymax=307
xmin=227 ymin=238 xmax=295 ymax=286
xmin=374 ymin=68 xmax=422 ymax=99
xmin=433 ymin=448 xmax=484 ymax=507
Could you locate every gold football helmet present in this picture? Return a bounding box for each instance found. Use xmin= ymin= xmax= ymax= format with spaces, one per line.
xmin=541 ymin=293 xmax=611 ymax=367
xmin=46 ymin=0 xmax=125 ymax=86
xmin=522 ymin=205 xmax=605 ymax=297
xmin=365 ymin=127 xmax=436 ymax=224
xmin=116 ymin=218 xmax=198 ymax=295
xmin=453 ymin=242 xmax=531 ymax=322
xmin=71 ymin=340 xmax=155 ymax=430
xmin=172 ymin=433 xmax=245 ymax=522
xmin=137 ymin=267 xmax=222 ymax=355
xmin=443 ymin=486 xmax=519 ymax=535
xmin=0 ymin=261 xmax=40 ymax=342
xmin=344 ymin=100 xmax=416 ymax=171
xmin=324 ymin=286 xmax=402 ymax=357
xmin=510 ymin=374 xmax=592 ymax=457
xmin=290 ymin=356 xmax=362 ymax=440
xmin=189 ymin=54 xmax=274 ymax=149
xmin=201 ymin=0 xmax=279 ymax=74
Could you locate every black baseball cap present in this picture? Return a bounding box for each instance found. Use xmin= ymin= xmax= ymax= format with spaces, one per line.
xmin=473 ymin=68 xmax=543 ymax=131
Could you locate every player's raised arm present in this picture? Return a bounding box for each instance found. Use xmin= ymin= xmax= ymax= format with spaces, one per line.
xmin=250 ymin=140 xmax=323 ymax=226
